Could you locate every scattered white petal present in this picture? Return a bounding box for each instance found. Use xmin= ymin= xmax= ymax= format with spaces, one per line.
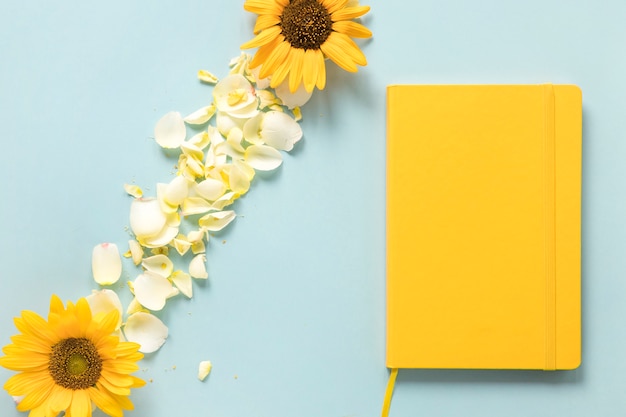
xmin=128 ymin=240 xmax=144 ymax=265
xmin=124 ymin=312 xmax=169 ymax=353
xmin=188 ymin=130 xmax=210 ymax=150
xmin=184 ymin=104 xmax=216 ymax=125
xmin=130 ymin=198 xmax=167 ymax=240
xmin=213 ymin=74 xmax=259 ymax=118
xmin=171 ymin=270 xmax=193 ymax=298
xmin=142 ymin=254 xmax=174 ymax=278
xmin=134 ymin=272 xmax=175 ymax=311
xmin=198 ymin=210 xmax=236 ymax=232
xmin=126 ymin=297 xmax=144 ymax=315
xmin=12 ymin=396 xmax=24 ymax=405
xmin=198 ymin=69 xmax=218 ymax=84
xmin=182 ymin=197 xmax=214 ymax=216
xmin=189 ymin=254 xmax=208 ymax=279
xmin=293 ymin=107 xmax=302 ymax=122
xmin=164 ymin=175 xmax=190 ymax=206
xmin=245 ymin=145 xmax=283 ymax=171
xmin=140 ymin=225 xmax=179 ymax=249
xmin=92 ymin=243 xmax=122 ymax=286
xmin=86 ymin=289 xmax=123 ymax=330
xmin=198 ymin=361 xmax=212 ymax=381
xmin=216 ymin=111 xmax=247 ymax=137
xmin=187 ymin=229 xmax=207 ymax=243
xmin=124 ymin=184 xmax=143 ymax=198
xmin=228 ymin=162 xmax=252 ymax=195
xmin=210 ymin=192 xmax=238 ymax=211
xmin=155 ymin=111 xmax=186 ymax=149
xmin=247 ymin=111 xmax=303 ymax=151
xmin=275 ymin=80 xmax=312 ymax=109
xmin=172 ymin=235 xmax=192 ymax=256
xmin=195 ymin=178 xmax=227 ymax=201
xmin=191 ymin=239 xmax=205 ymax=254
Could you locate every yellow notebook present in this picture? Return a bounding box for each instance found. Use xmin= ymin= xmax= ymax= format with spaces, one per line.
xmin=386 ymin=84 xmax=582 ymax=370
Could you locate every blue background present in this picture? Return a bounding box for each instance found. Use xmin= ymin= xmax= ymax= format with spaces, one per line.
xmin=0 ymin=0 xmax=624 ymax=416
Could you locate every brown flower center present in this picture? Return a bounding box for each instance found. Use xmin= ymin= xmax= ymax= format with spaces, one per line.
xmin=49 ymin=338 xmax=102 ymax=390
xmin=280 ymin=0 xmax=333 ymax=50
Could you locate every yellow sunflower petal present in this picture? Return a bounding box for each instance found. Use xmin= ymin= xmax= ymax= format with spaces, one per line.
xmin=4 ymin=371 xmax=52 ymax=396
xmin=18 ymin=312 xmax=58 ymax=344
xmin=328 ymin=31 xmax=367 ymax=65
xmin=108 ymin=391 xmax=135 ymax=411
xmin=48 ymin=295 xmax=65 ymax=321
xmin=288 ymin=47 xmax=305 ymax=93
xmin=16 ymin=379 xmax=54 ymax=412
xmin=98 ymin=376 xmax=132 ymax=396
xmin=10 ymin=334 xmax=51 ymax=354
xmin=0 ymin=348 xmax=50 ymax=371
xmin=70 ymin=389 xmax=92 ymax=417
xmin=302 ymin=49 xmax=320 ymax=92
xmin=316 ymin=50 xmax=327 ymax=89
xmin=253 ymin=13 xmax=281 ymax=34
xmin=332 ymin=20 xmax=373 ymax=38
xmin=89 ymin=387 xmax=124 ymax=417
xmin=241 ymin=25 xmax=281 ymax=50
xmin=250 ymin=34 xmax=285 ymax=70
xmin=75 ymin=298 xmax=93 ymax=335
xmin=323 ymin=0 xmax=349 ymax=14
xmin=258 ymin=38 xmax=291 ymax=79
xmin=320 ymin=34 xmax=358 ymax=72
xmin=244 ymin=0 xmax=284 ymax=14
xmin=270 ymin=48 xmax=295 ymax=88
xmin=331 ymin=5 xmax=371 ymax=20
xmin=48 ymin=385 xmax=72 ymax=414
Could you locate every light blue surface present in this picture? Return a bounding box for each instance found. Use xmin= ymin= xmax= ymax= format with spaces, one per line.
xmin=0 ymin=1 xmax=624 ymax=416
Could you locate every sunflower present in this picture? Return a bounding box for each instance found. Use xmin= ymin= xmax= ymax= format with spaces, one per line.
xmin=241 ymin=0 xmax=372 ymax=93
xmin=0 ymin=295 xmax=145 ymax=417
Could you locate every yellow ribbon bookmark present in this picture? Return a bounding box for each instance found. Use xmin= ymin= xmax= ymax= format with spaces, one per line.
xmin=381 ymin=368 xmax=398 ymax=417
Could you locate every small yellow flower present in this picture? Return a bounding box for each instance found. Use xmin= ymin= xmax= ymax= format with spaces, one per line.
xmin=0 ymin=295 xmax=145 ymax=417
xmin=241 ymin=0 xmax=372 ymax=93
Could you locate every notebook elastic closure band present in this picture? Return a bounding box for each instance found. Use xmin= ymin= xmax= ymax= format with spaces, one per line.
xmin=543 ymin=84 xmax=557 ymax=371
xmin=381 ymin=368 xmax=398 ymax=417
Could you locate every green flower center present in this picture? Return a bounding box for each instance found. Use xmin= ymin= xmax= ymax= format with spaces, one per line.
xmin=49 ymin=338 xmax=102 ymax=390
xmin=281 ymin=0 xmax=333 ymax=50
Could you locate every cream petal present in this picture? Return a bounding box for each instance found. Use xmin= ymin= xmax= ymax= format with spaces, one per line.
xmin=133 ymin=272 xmax=174 ymax=311
xmin=191 ymin=240 xmax=205 ymax=254
xmin=245 ymin=145 xmax=283 ymax=171
xmin=172 ymin=236 xmax=192 ymax=256
xmin=216 ymin=111 xmax=246 ymax=137
xmin=197 ymin=70 xmax=218 ymax=84
xmin=129 ymin=198 xmax=167 ymax=239
xmin=140 ymin=225 xmax=179 ymax=249
xmin=128 ymin=240 xmax=144 ymax=265
xmin=92 ymin=243 xmax=122 ymax=286
xmin=123 ymin=312 xmax=168 ymax=353
xmin=275 ymin=80 xmax=313 ymax=109
xmin=198 ymin=210 xmax=236 ymax=232
xmin=293 ymin=106 xmax=302 ymax=122
xmin=181 ymin=197 xmax=214 ymax=216
xmin=251 ymin=66 xmax=270 ymax=89
xmin=141 ymin=254 xmax=174 ymax=278
xmin=86 ymin=289 xmax=123 ymax=330
xmin=154 ymin=111 xmax=186 ymax=149
xmin=125 ymin=297 xmax=144 ymax=316
xmin=196 ymin=178 xmax=227 ymax=201
xmin=213 ymin=74 xmax=259 ymax=118
xmin=184 ymin=104 xmax=216 ymax=125
xmin=210 ymin=192 xmax=238 ymax=211
xmin=189 ymin=254 xmax=208 ymax=279
xmin=198 ymin=361 xmax=212 ymax=381
xmin=242 ymin=113 xmax=264 ymax=145
xmin=259 ymin=111 xmax=303 ymax=151
xmin=164 ymin=175 xmax=190 ymax=206
xmin=171 ymin=270 xmax=193 ymax=298
xmin=123 ymin=184 xmax=143 ymax=198
xmin=228 ymin=163 xmax=251 ymax=195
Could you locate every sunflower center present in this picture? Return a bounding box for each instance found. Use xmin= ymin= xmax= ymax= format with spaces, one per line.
xmin=280 ymin=0 xmax=333 ymax=50
xmin=49 ymin=338 xmax=103 ymax=390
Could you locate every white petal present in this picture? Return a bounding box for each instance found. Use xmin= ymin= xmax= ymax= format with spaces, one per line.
xmin=213 ymin=74 xmax=259 ymax=118
xmin=155 ymin=111 xmax=186 ymax=149
xmin=189 ymin=254 xmax=208 ymax=279
xmin=198 ymin=210 xmax=236 ymax=232
xmin=184 ymin=104 xmax=216 ymax=125
xmin=124 ymin=184 xmax=143 ymax=198
xmin=259 ymin=111 xmax=303 ymax=151
xmin=216 ymin=111 xmax=246 ymax=137
xmin=130 ymin=198 xmax=167 ymax=239
xmin=140 ymin=225 xmax=179 ymax=248
xmin=171 ymin=270 xmax=193 ymax=298
xmin=126 ymin=297 xmax=144 ymax=315
xmin=198 ymin=69 xmax=218 ymax=84
xmin=245 ymin=145 xmax=283 ymax=171
xmin=172 ymin=235 xmax=192 ymax=256
xmin=198 ymin=361 xmax=212 ymax=381
xmin=228 ymin=162 xmax=252 ymax=195
xmin=142 ymin=254 xmax=174 ymax=278
xmin=187 ymin=229 xmax=207 ymax=243
xmin=124 ymin=312 xmax=168 ymax=353
xmin=210 ymin=192 xmax=238 ymax=211
xmin=164 ymin=175 xmax=190 ymax=206
xmin=181 ymin=197 xmax=214 ymax=216
xmin=128 ymin=240 xmax=144 ymax=265
xmin=275 ymin=80 xmax=313 ymax=109
xmin=92 ymin=243 xmax=122 ymax=286
xmin=196 ymin=178 xmax=227 ymax=201
xmin=86 ymin=289 xmax=123 ymax=330
xmin=187 ymin=131 xmax=210 ymax=150
xmin=133 ymin=272 xmax=175 ymax=311
xmin=242 ymin=113 xmax=263 ymax=145
xmin=191 ymin=239 xmax=205 ymax=254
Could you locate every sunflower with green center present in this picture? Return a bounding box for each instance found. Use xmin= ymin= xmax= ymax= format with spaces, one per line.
xmin=0 ymin=295 xmax=145 ymax=417
xmin=241 ymin=0 xmax=372 ymax=93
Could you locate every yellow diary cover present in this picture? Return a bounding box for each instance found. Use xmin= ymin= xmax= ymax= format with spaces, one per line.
xmin=386 ymin=84 xmax=582 ymax=370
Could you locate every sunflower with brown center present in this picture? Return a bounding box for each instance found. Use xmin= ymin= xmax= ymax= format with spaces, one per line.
xmin=241 ymin=0 xmax=372 ymax=93
xmin=0 ymin=295 xmax=145 ymax=417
